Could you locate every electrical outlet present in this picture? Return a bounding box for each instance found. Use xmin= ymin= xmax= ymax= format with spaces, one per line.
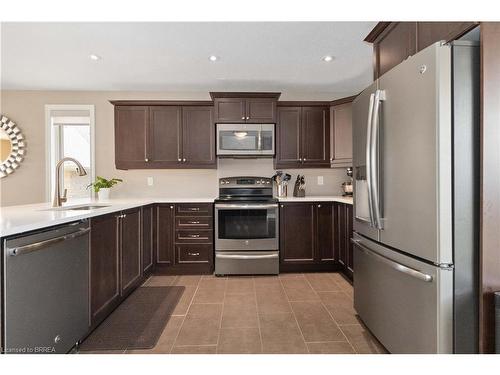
xmin=317 ymin=176 xmax=324 ymax=185
xmin=147 ymin=177 xmax=154 ymax=186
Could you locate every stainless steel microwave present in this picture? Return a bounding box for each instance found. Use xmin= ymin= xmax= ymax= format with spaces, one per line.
xmin=216 ymin=123 xmax=275 ymax=157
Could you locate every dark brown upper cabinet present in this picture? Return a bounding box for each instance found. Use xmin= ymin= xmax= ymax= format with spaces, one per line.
xmin=275 ymin=105 xmax=330 ymax=169
xmin=376 ymin=22 xmax=417 ymax=78
xmin=210 ymin=92 xmax=280 ymax=123
xmin=366 ymin=22 xmax=478 ymax=79
xmin=330 ymin=101 xmax=353 ymax=168
xmin=182 ymin=106 xmax=215 ymax=167
xmin=112 ymin=101 xmax=215 ymax=169
xmin=149 ymin=106 xmax=182 ymax=166
xmin=416 ymin=22 xmax=478 ymax=52
xmin=114 ymin=106 xmax=149 ymax=169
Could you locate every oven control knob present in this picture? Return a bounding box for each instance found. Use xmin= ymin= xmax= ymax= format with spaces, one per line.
xmin=245 ymin=240 xmax=249 ymax=245
xmin=256 ymin=181 xmax=261 ymax=184
xmin=266 ymin=181 xmax=270 ymax=184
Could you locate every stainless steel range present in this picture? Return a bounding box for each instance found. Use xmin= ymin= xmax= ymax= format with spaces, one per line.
xmin=214 ymin=176 xmax=279 ymax=275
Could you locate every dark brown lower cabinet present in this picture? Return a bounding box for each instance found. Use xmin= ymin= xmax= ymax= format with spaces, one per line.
xmin=90 ymin=207 xmax=144 ymax=327
xmin=120 ymin=207 xmax=142 ymax=297
xmin=334 ymin=202 xmax=354 ymax=279
xmin=154 ymin=203 xmax=214 ymax=274
xmin=142 ymin=205 xmax=154 ymax=275
xmin=90 ymin=213 xmax=121 ymax=327
xmin=279 ymin=202 xmax=339 ymax=272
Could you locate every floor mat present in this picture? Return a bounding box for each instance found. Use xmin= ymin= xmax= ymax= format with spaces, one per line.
xmin=80 ymin=286 xmax=184 ymax=351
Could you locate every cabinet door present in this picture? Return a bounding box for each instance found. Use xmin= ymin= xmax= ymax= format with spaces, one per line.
xmin=377 ymin=22 xmax=417 ymax=77
xmin=156 ymin=204 xmax=175 ymax=265
xmin=280 ymin=203 xmax=315 ymax=264
xmin=182 ymin=106 xmax=216 ymax=167
xmin=275 ymin=107 xmax=302 ymax=168
xmin=301 ymin=107 xmax=330 ymax=167
xmin=346 ymin=204 xmax=354 ymax=272
xmin=245 ymin=98 xmax=276 ymax=123
xmin=149 ymin=106 xmax=182 ymax=166
xmin=90 ymin=213 xmax=120 ymax=326
xmin=142 ymin=205 xmax=154 ymax=274
xmin=120 ymin=208 xmax=142 ymax=296
xmin=214 ymin=98 xmax=246 ymax=123
xmin=115 ymin=106 xmax=148 ymax=169
xmin=416 ymin=22 xmax=477 ymax=52
xmin=316 ymin=203 xmax=334 ymax=262
xmin=331 ymin=103 xmax=353 ymax=167
xmin=334 ymin=203 xmax=347 ymax=267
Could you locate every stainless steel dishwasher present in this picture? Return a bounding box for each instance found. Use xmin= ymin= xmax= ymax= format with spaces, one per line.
xmin=3 ymin=220 xmax=90 ymax=354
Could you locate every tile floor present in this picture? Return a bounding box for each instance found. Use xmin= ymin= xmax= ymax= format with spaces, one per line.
xmin=81 ymin=272 xmax=387 ymax=354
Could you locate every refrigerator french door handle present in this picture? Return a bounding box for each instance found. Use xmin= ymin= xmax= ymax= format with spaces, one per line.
xmin=351 ymin=239 xmax=433 ymax=282
xmin=365 ymin=93 xmax=376 ymax=227
xmin=370 ymin=89 xmax=385 ymax=230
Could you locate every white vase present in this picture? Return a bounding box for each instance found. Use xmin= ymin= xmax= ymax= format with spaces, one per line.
xmin=97 ymin=188 xmax=111 ymax=201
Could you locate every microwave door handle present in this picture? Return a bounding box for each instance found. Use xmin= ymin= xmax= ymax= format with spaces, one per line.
xmin=371 ymin=89 xmax=385 ymax=230
xmin=257 ymin=128 xmax=262 ymax=151
xmin=366 ymin=93 xmax=375 ymax=227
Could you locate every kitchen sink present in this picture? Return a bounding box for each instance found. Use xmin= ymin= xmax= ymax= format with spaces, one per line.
xmin=42 ymin=204 xmax=110 ymax=211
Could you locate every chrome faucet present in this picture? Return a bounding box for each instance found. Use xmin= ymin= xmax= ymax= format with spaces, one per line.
xmin=53 ymin=157 xmax=88 ymax=207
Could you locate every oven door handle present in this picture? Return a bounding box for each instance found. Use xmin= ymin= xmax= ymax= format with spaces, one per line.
xmin=215 ymin=203 xmax=278 ymax=210
xmin=216 ymin=253 xmax=279 ymax=260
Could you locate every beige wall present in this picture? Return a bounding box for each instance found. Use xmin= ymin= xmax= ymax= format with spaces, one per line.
xmin=0 ymin=90 xmax=350 ymax=207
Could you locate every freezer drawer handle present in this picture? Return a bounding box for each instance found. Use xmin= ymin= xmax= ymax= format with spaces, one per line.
xmin=216 ymin=253 xmax=279 ymax=260
xmin=351 ymin=239 xmax=433 ymax=282
xmin=7 ymin=227 xmax=90 ymax=257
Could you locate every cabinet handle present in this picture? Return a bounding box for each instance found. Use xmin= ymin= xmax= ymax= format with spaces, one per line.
xmin=178 ymin=158 xmax=182 ymax=162
xmin=280 ymin=204 xmax=284 ymax=208
xmin=188 ymin=207 xmax=200 ymax=211
xmin=188 ymin=252 xmax=200 ymax=257
xmin=246 ymin=116 xmax=250 ymax=120
xmin=188 ymin=221 xmax=200 ymax=224
xmin=298 ymin=157 xmax=302 ymax=162
xmin=183 ymin=158 xmax=187 ymax=162
xmin=170 ymin=206 xmax=174 ymax=209
xmin=303 ymin=158 xmax=307 ymax=162
xmin=145 ymin=158 xmax=149 ymax=162
xmin=122 ymin=214 xmax=127 ymax=218
xmin=189 ymin=234 xmax=200 ymax=238
xmin=241 ymin=116 xmax=245 ymax=120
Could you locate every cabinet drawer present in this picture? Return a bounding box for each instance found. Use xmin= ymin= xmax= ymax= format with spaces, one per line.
xmin=175 ymin=216 xmax=213 ymax=229
xmin=176 ymin=203 xmax=213 ymax=216
xmin=176 ymin=244 xmax=212 ymax=264
xmin=175 ymin=230 xmax=213 ymax=243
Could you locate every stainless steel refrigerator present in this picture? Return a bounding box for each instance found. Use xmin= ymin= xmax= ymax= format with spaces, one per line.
xmin=352 ymin=41 xmax=479 ymax=354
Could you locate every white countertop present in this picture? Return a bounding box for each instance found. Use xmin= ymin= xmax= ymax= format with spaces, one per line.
xmin=278 ymin=196 xmax=353 ymax=205
xmin=0 ymin=197 xmax=216 ymax=237
xmin=0 ymin=195 xmax=352 ymax=237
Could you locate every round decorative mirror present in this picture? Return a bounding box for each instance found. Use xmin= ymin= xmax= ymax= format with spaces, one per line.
xmin=0 ymin=115 xmax=26 ymax=178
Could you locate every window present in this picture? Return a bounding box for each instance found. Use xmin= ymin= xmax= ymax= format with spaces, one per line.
xmin=46 ymin=105 xmax=95 ymax=200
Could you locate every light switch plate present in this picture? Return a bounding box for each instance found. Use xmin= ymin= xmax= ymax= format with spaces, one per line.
xmin=147 ymin=177 xmax=154 ymax=186
xmin=317 ymin=176 xmax=324 ymax=185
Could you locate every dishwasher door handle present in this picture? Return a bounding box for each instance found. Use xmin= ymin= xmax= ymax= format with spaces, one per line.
xmin=8 ymin=227 xmax=90 ymax=256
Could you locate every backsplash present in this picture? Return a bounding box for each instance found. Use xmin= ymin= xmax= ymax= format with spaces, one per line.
xmin=218 ymin=158 xmax=349 ymax=196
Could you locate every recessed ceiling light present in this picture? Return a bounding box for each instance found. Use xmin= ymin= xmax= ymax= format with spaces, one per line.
xmin=89 ymin=54 xmax=102 ymax=61
xmin=322 ymin=55 xmax=334 ymax=62
xmin=209 ymin=55 xmax=218 ymax=62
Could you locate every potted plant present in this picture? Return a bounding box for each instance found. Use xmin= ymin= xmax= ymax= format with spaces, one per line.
xmin=87 ymin=176 xmax=123 ymax=200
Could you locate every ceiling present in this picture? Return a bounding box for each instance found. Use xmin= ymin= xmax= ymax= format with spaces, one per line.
xmin=1 ymin=22 xmax=376 ymax=100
